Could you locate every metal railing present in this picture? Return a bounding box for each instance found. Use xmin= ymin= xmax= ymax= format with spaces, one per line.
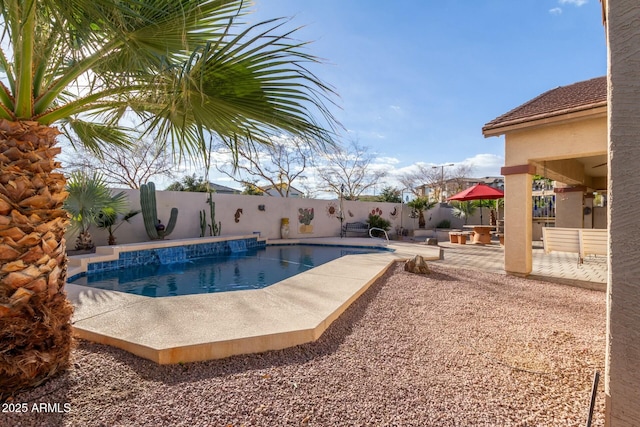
xmin=369 ymin=227 xmax=389 ymax=244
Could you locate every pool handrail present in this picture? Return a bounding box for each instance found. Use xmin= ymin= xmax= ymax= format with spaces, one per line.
xmin=369 ymin=227 xmax=389 ymax=244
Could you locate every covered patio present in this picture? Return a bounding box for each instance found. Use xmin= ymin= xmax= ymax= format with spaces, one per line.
xmin=482 ymin=76 xmax=607 ymax=276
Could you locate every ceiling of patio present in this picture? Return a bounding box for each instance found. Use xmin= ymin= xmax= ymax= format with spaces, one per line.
xmin=531 ymin=153 xmax=608 ymax=191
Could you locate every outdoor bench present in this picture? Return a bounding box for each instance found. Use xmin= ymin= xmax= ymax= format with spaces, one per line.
xmin=341 ymin=222 xmax=369 ymax=237
xmin=542 ymin=227 xmax=607 ymax=264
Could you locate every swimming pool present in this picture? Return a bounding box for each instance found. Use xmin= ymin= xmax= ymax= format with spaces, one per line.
xmin=70 ymin=244 xmax=387 ymax=297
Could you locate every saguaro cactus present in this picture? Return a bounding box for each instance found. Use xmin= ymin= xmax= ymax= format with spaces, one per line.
xmin=140 ymin=182 xmax=178 ymax=239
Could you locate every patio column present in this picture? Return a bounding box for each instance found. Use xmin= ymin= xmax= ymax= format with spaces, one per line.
xmin=606 ymin=0 xmax=640 ymax=425
xmin=501 ymin=164 xmax=534 ymax=276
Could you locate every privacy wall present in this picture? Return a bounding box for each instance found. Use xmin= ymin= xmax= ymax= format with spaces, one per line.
xmin=66 ymin=189 xmax=470 ymax=247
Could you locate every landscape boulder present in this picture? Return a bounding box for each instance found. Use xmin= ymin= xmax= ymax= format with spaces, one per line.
xmin=404 ymin=255 xmax=431 ymax=274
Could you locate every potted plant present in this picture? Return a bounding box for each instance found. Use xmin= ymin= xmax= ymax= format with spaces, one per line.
xmin=281 ymin=217 xmax=290 ymax=239
xmin=96 ymin=209 xmax=141 ymax=245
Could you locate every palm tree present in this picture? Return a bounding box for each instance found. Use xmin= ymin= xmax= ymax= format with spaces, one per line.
xmin=0 ymin=0 xmax=338 ymax=398
xmin=407 ymin=197 xmax=436 ymax=229
xmin=451 ymin=201 xmax=477 ymax=225
xmin=64 ymin=171 xmax=129 ymax=250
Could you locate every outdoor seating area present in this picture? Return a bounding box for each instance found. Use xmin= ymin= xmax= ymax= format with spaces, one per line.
xmin=448 ymin=230 xmax=473 ymax=244
xmin=341 ymin=221 xmax=369 ymax=237
xmin=542 ymin=227 xmax=608 ymax=265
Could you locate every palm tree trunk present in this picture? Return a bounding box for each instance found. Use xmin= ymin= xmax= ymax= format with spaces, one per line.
xmin=0 ymin=120 xmax=74 ymax=400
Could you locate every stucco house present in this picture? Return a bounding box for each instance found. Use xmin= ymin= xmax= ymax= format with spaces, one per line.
xmin=260 ymin=183 xmax=303 ymax=197
xmin=485 ymin=1 xmax=640 ymax=423
xmin=483 ymin=76 xmax=607 ymax=277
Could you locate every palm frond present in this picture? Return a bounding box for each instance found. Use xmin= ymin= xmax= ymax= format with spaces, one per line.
xmin=63 ymin=171 xmax=122 ymax=232
xmin=63 ymin=119 xmax=133 ymax=155
xmin=2 ymin=0 xmax=340 ymax=168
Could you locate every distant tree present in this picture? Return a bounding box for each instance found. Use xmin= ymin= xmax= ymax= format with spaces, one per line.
xmin=242 ymin=182 xmax=265 ymax=196
xmin=447 ymin=164 xmax=476 ymax=195
xmin=399 ymin=164 xmax=439 ymax=198
xmin=399 ymin=163 xmax=474 ymax=201
xmin=378 ymin=186 xmax=402 ymax=203
xmin=316 ymin=140 xmax=387 ymax=200
xmin=165 ymin=174 xmax=211 ymax=192
xmin=215 ymin=136 xmax=315 ymax=197
xmin=61 ymin=137 xmax=175 ymax=189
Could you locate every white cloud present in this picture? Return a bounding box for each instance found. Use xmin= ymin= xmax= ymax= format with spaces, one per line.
xmin=549 ymin=7 xmax=563 ymax=15
xmin=459 ymin=153 xmax=504 ymax=178
xmin=559 ymin=0 xmax=588 ymax=6
xmin=375 ymin=156 xmax=401 ymax=165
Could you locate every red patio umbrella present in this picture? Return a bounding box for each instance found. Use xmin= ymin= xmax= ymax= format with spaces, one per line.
xmin=447 ymin=183 xmax=504 ymax=225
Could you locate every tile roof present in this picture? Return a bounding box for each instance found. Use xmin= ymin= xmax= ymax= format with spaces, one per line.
xmin=483 ymin=76 xmax=607 ymax=134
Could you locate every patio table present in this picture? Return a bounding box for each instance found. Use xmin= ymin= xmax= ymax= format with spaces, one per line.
xmin=463 ymin=225 xmax=496 ymax=244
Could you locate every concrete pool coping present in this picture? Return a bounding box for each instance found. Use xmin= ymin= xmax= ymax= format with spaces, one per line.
xmin=66 ymin=237 xmax=441 ymax=364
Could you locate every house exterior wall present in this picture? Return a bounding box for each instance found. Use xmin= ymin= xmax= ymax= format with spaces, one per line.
xmin=555 ymin=191 xmax=584 ymax=228
xmin=500 ymin=115 xmax=607 ymax=275
xmin=504 ymin=116 xmax=607 ymax=167
xmin=606 ymin=0 xmax=640 ymax=425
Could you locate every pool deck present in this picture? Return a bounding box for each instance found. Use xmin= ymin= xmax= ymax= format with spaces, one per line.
xmin=67 ymin=237 xmax=442 ymax=364
xmin=66 ymin=236 xmax=607 ymax=364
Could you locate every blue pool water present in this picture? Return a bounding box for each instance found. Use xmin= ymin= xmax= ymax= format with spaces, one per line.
xmin=71 ymin=245 xmax=386 ymax=297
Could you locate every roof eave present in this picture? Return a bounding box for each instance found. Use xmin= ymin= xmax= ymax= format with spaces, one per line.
xmin=482 ymin=103 xmax=607 ymax=137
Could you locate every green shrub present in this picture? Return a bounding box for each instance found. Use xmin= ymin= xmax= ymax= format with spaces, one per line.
xmin=435 ymin=219 xmax=451 ymax=229
xmin=367 ymin=214 xmax=391 ymax=237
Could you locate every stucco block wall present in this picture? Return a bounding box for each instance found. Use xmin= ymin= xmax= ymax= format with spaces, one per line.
xmin=606 ymin=1 xmax=640 ymax=424
xmin=65 ymin=190 xmax=411 ymax=246
xmin=64 ymin=189 xmax=477 ymax=247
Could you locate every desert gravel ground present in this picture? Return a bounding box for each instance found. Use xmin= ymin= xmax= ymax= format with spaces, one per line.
xmin=4 ymin=262 xmax=606 ymax=427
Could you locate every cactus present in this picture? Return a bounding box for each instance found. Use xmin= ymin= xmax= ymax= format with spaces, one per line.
xmin=199 ymin=209 xmax=207 ymax=237
xmin=140 ymin=182 xmax=178 ymax=239
xmin=206 ymin=193 xmax=221 ymax=236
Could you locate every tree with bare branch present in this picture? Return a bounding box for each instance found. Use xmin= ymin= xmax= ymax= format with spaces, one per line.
xmin=214 ymin=136 xmax=315 ymax=197
xmin=62 ymin=137 xmax=176 ymax=189
xmin=315 ymin=141 xmax=387 ymax=200
xmin=400 ymin=163 xmax=474 ymax=201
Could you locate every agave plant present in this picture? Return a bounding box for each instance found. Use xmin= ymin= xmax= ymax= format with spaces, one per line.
xmin=64 ymin=172 xmax=128 ymax=250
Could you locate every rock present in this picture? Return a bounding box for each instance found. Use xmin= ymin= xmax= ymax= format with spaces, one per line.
xmin=404 ymin=255 xmax=431 ymax=274
xmin=425 ymin=238 xmax=438 ymax=246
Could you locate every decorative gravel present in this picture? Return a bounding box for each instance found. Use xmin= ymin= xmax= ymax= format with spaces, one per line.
xmin=4 ymin=263 xmax=606 ymax=427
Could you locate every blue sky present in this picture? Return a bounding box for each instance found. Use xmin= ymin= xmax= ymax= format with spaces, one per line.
xmin=230 ymin=0 xmax=606 ymax=188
